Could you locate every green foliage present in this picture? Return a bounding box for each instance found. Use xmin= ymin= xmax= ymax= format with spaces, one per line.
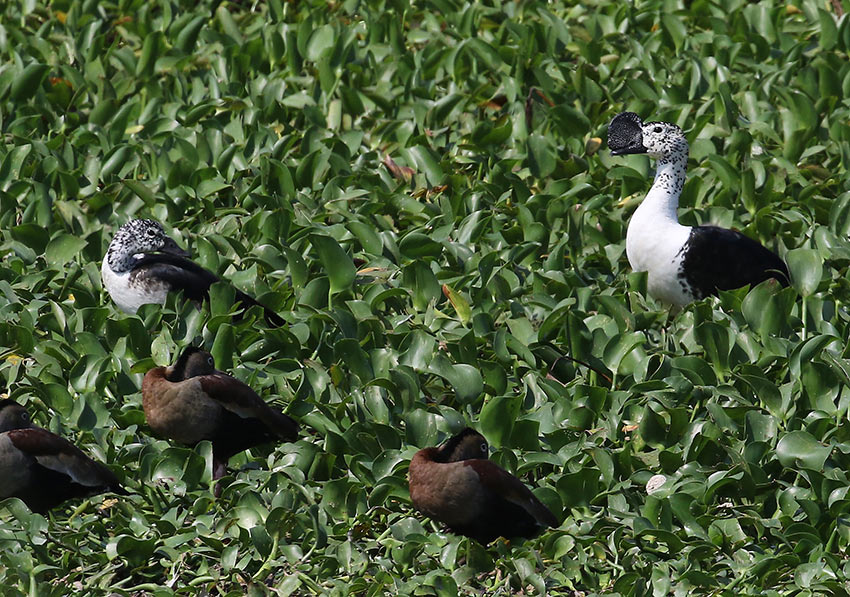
xmin=0 ymin=0 xmax=848 ymax=595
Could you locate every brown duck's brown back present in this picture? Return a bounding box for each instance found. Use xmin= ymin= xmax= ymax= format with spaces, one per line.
xmin=141 ymin=365 xmax=298 ymax=457
xmin=142 ymin=367 xmax=224 ymax=444
xmin=409 ymin=448 xmax=485 ymax=526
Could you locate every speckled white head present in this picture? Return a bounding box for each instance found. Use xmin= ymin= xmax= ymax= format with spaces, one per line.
xmin=608 ymin=112 xmax=688 ymax=161
xmin=104 ymin=219 xmax=189 ymax=273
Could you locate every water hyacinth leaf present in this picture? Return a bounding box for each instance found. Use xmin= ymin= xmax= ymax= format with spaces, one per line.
xmin=175 ymin=15 xmax=206 ymax=52
xmin=348 ymin=221 xmax=383 ymax=255
xmin=786 ymin=248 xmax=822 ymax=297
xmin=406 ymin=145 xmax=445 ymax=186
xmin=442 ymin=284 xmax=471 ymax=324
xmin=602 ymin=331 xmax=645 ymax=374
xmin=819 ymin=8 xmax=838 ymax=50
xmin=136 ymin=32 xmax=164 ymax=77
xmin=335 ymin=338 xmax=373 ymax=382
xmin=101 ymin=145 xmax=133 ymax=179
xmin=741 ymin=281 xmax=787 ymax=337
xmin=399 ymin=233 xmax=443 ymax=260
xmin=306 ymin=24 xmax=335 ymax=61
xmin=310 ymin=234 xmax=356 ymax=294
xmin=402 ymin=261 xmax=441 ymax=310
xmin=446 ymin=364 xmax=483 ymax=403
xmin=45 ymin=234 xmax=88 ymax=266
xmin=527 ymin=133 xmax=556 ymax=178
xmin=150 ymin=333 xmax=171 ymax=366
xmin=211 ymin=323 xmax=235 ymax=370
xmin=775 ymin=431 xmax=830 ymax=471
xmin=694 ymin=322 xmax=730 ymax=375
xmin=479 ymin=395 xmax=520 ymax=447
xmin=122 ymin=179 xmax=155 ymax=205
xmin=10 ymin=63 xmax=49 ymax=101
xmin=661 ymin=14 xmax=687 ymax=51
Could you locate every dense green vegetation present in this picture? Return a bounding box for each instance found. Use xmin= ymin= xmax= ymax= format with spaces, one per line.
xmin=1 ymin=0 xmax=850 ymax=594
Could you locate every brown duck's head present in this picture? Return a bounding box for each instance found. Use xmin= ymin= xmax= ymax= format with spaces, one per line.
xmin=0 ymin=399 xmax=34 ymax=433
xmin=435 ymin=428 xmax=489 ymax=463
xmin=167 ymin=347 xmax=216 ymax=382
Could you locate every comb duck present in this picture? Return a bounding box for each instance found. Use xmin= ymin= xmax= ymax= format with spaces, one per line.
xmin=101 ymin=219 xmax=284 ymax=325
xmin=608 ymin=112 xmax=789 ymax=307
xmin=0 ymin=399 xmax=125 ymax=513
xmin=408 ymin=428 xmax=559 ymax=544
xmin=141 ymin=347 xmax=299 ymax=490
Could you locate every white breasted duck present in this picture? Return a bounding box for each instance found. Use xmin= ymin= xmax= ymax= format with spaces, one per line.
xmin=408 ymin=428 xmax=559 ymax=544
xmin=141 ymin=347 xmax=299 ymax=492
xmin=101 ymin=219 xmax=284 ymax=325
xmin=0 ymin=399 xmax=126 ymax=513
xmin=608 ymin=112 xmax=790 ymax=307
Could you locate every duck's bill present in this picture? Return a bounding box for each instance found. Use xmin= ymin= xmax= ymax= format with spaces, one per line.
xmin=610 ymin=142 xmax=648 ymax=156
xmin=160 ymin=237 xmax=191 ymax=258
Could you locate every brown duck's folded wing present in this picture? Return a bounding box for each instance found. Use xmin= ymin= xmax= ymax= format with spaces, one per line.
xmin=6 ymin=428 xmax=124 ymax=492
xmin=466 ymin=460 xmax=559 ymax=528
xmin=198 ymin=373 xmax=298 ymax=441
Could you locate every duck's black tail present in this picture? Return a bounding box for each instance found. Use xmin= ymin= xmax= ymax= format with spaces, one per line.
xmin=234 ymin=290 xmax=286 ymax=327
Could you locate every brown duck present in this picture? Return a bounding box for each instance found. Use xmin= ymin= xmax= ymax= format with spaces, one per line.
xmin=141 ymin=347 xmax=299 ymax=487
xmin=0 ymin=399 xmax=125 ymax=513
xmin=408 ymin=427 xmax=559 ymax=544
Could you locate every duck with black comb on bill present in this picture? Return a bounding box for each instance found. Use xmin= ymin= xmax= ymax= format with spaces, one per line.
xmin=608 ymin=112 xmax=789 ymax=307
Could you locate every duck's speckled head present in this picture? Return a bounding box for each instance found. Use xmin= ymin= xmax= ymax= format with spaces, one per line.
xmin=106 ymin=219 xmax=190 ymax=273
xmin=608 ymin=112 xmax=688 ymax=160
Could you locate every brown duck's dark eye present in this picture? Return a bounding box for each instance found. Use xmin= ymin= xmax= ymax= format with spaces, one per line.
xmin=480 ymin=442 xmax=487 ymax=454
xmin=207 ymin=357 xmax=214 ymax=366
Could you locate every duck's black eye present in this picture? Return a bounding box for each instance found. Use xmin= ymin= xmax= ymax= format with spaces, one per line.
xmin=146 ymin=228 xmax=156 ymax=237
xmin=21 ymin=412 xmax=29 ymax=421
xmin=207 ymin=357 xmax=214 ymax=366
xmin=480 ymin=442 xmax=487 ymax=454
xmin=653 ymin=126 xmax=662 ymax=133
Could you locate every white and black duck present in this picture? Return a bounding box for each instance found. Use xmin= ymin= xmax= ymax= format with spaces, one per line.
xmin=101 ymin=219 xmax=284 ymax=325
xmin=608 ymin=112 xmax=789 ymax=307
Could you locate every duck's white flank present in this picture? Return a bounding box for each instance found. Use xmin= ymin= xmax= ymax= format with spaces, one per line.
xmin=101 ymin=255 xmax=168 ymax=314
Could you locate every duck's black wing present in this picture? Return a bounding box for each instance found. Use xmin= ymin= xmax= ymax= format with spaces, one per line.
xmin=197 ymin=372 xmax=299 ymax=461
xmin=132 ymin=254 xmax=285 ymax=326
xmin=6 ymin=428 xmax=125 ymax=513
xmin=679 ymin=226 xmax=790 ymax=300
xmin=454 ymin=460 xmax=559 ymax=544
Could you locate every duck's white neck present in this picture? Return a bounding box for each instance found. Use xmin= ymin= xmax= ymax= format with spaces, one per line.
xmin=635 ymin=150 xmax=688 ymax=225
xmin=626 ymin=149 xmax=691 ymax=278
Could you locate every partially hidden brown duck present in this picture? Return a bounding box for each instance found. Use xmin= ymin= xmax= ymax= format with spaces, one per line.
xmin=0 ymin=399 xmax=125 ymax=513
xmin=408 ymin=427 xmax=559 ymax=544
xmin=141 ymin=347 xmax=299 ymax=490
